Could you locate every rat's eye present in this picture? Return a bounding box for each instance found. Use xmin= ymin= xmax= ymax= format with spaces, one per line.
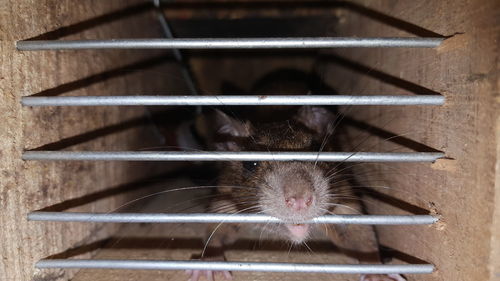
xmin=242 ymin=161 xmax=260 ymax=173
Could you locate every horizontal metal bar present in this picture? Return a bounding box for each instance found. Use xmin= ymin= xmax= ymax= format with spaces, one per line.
xmin=28 ymin=212 xmax=438 ymax=225
xmin=36 ymin=259 xmax=434 ymax=274
xmin=16 ymin=37 xmax=443 ymax=50
xmin=21 ymin=95 xmax=445 ymax=106
xmin=22 ymin=151 xmax=445 ymax=162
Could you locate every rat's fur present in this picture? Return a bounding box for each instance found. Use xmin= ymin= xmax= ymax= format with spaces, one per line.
xmin=186 ymin=70 xmax=405 ymax=281
xmin=190 ymin=108 xmax=405 ymax=281
xmin=213 ymin=114 xmax=332 ymax=242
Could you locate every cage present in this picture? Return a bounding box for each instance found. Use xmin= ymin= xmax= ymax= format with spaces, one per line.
xmin=1 ymin=1 xmax=499 ymax=281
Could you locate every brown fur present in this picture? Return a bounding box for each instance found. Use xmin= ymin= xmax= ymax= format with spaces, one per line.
xmin=186 ymin=94 xmax=404 ymax=280
xmin=204 ymin=109 xmax=381 ymax=259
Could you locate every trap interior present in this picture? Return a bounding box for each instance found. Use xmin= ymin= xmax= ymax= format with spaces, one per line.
xmin=2 ymin=1 xmax=499 ymax=281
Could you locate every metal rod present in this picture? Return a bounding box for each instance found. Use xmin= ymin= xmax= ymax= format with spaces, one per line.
xmin=22 ymin=151 xmax=445 ymax=162
xmin=28 ymin=212 xmax=438 ymax=225
xmin=16 ymin=37 xmax=443 ymax=50
xmin=36 ymin=259 xmax=434 ymax=274
xmin=21 ymin=95 xmax=445 ymax=106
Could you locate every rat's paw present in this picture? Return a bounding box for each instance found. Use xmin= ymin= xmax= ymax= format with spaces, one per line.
xmin=360 ymin=274 xmax=406 ymax=281
xmin=185 ymin=269 xmax=232 ymax=281
xmin=185 ymin=255 xmax=232 ymax=281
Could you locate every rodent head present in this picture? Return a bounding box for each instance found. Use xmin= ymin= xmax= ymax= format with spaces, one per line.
xmin=210 ymin=106 xmax=335 ymax=243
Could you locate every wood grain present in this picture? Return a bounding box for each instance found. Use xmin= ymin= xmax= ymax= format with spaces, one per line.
xmin=0 ymin=1 xmax=182 ymax=280
xmin=321 ymin=1 xmax=499 ymax=280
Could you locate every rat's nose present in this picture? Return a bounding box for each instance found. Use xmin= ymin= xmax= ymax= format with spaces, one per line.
xmin=285 ymin=196 xmax=313 ymax=211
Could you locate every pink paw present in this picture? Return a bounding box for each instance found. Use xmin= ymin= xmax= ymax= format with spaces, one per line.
xmin=185 ymin=269 xmax=232 ymax=281
xmin=360 ymin=274 xmax=406 ymax=281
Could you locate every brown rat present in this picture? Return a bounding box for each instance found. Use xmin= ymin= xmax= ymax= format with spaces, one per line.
xmin=185 ymin=70 xmax=405 ymax=281
xmin=186 ymin=107 xmax=405 ymax=281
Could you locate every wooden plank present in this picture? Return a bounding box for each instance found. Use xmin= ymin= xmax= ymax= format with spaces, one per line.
xmin=321 ymin=1 xmax=499 ymax=280
xmin=0 ymin=1 xmax=181 ymax=280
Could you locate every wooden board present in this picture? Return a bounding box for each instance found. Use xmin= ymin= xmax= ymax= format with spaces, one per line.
xmin=319 ymin=1 xmax=500 ymax=280
xmin=0 ymin=1 xmax=183 ymax=280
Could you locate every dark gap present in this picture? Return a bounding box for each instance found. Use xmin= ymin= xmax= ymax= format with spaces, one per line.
xmin=45 ymin=238 xmax=112 ymax=259
xmin=28 ymin=109 xmax=192 ymax=151
xmin=43 ymin=236 xmax=431 ymax=266
xmin=380 ymin=245 xmax=430 ymax=264
xmin=141 ymin=107 xmax=201 ymax=147
xmin=25 ymin=2 xmax=153 ymax=40
xmin=36 ymin=164 xmax=218 ymax=212
xmin=320 ymin=54 xmax=442 ymax=96
xmin=343 ymin=116 xmax=442 ymax=153
xmin=169 ymin=16 xmax=335 ymax=38
xmin=335 ymin=1 xmax=443 ymax=37
xmin=28 ymin=106 xmax=198 ymax=153
xmin=29 ymin=54 xmax=175 ymax=97
xmin=187 ymin=49 xmax=318 ymax=58
xmin=43 ymin=237 xmax=339 ymax=259
xmin=37 ymin=172 xmax=180 ymax=212
xmin=337 ymin=167 xmax=429 ymax=215
xmin=29 ymin=115 xmax=152 ymax=151
xmin=162 ymin=1 xmax=443 ymax=37
xmin=363 ymin=187 xmax=430 ymax=215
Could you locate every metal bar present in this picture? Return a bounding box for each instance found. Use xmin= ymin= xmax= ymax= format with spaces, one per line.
xmin=36 ymin=259 xmax=434 ymax=274
xmin=22 ymin=151 xmax=445 ymax=162
xmin=28 ymin=212 xmax=438 ymax=225
xmin=21 ymin=95 xmax=445 ymax=106
xmin=16 ymin=37 xmax=443 ymax=50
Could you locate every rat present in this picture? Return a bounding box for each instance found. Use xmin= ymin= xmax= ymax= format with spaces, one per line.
xmin=183 ymin=70 xmax=406 ymax=281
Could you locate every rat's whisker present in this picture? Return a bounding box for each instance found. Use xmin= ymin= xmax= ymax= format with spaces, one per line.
xmin=109 ymin=184 xmax=262 ymax=213
xmin=322 ymin=204 xmax=362 ymax=214
xmin=201 ymin=206 xmax=267 ymax=257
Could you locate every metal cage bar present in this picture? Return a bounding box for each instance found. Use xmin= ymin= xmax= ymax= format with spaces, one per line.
xmin=19 ymin=1 xmax=445 ymax=278
xmin=36 ymin=259 xmax=435 ymax=274
xmin=22 ymin=151 xmax=445 ymax=162
xmin=28 ymin=212 xmax=438 ymax=225
xmin=21 ymin=95 xmax=445 ymax=106
xmin=16 ymin=37 xmax=443 ymax=50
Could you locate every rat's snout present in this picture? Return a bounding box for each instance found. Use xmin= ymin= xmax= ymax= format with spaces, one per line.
xmin=282 ymin=175 xmax=315 ymax=213
xmin=279 ymin=174 xmax=317 ymax=243
xmin=261 ymin=162 xmax=329 ymax=224
xmin=285 ymin=195 xmax=313 ymax=211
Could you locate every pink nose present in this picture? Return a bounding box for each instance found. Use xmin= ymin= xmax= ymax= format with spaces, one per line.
xmin=285 ymin=196 xmax=313 ymax=211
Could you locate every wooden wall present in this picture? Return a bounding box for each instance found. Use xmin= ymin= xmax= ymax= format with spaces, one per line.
xmin=318 ymin=1 xmax=499 ymax=281
xmin=0 ymin=1 xmax=183 ymax=280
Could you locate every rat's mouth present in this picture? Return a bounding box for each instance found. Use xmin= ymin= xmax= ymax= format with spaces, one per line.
xmin=285 ymin=223 xmax=310 ymax=243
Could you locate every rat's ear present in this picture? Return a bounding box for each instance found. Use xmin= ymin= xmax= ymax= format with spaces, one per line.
xmin=294 ymin=106 xmax=335 ymax=136
xmin=213 ymin=110 xmax=252 ymax=151
xmin=191 ymin=109 xmax=253 ymax=151
xmin=214 ymin=110 xmax=253 ymax=138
